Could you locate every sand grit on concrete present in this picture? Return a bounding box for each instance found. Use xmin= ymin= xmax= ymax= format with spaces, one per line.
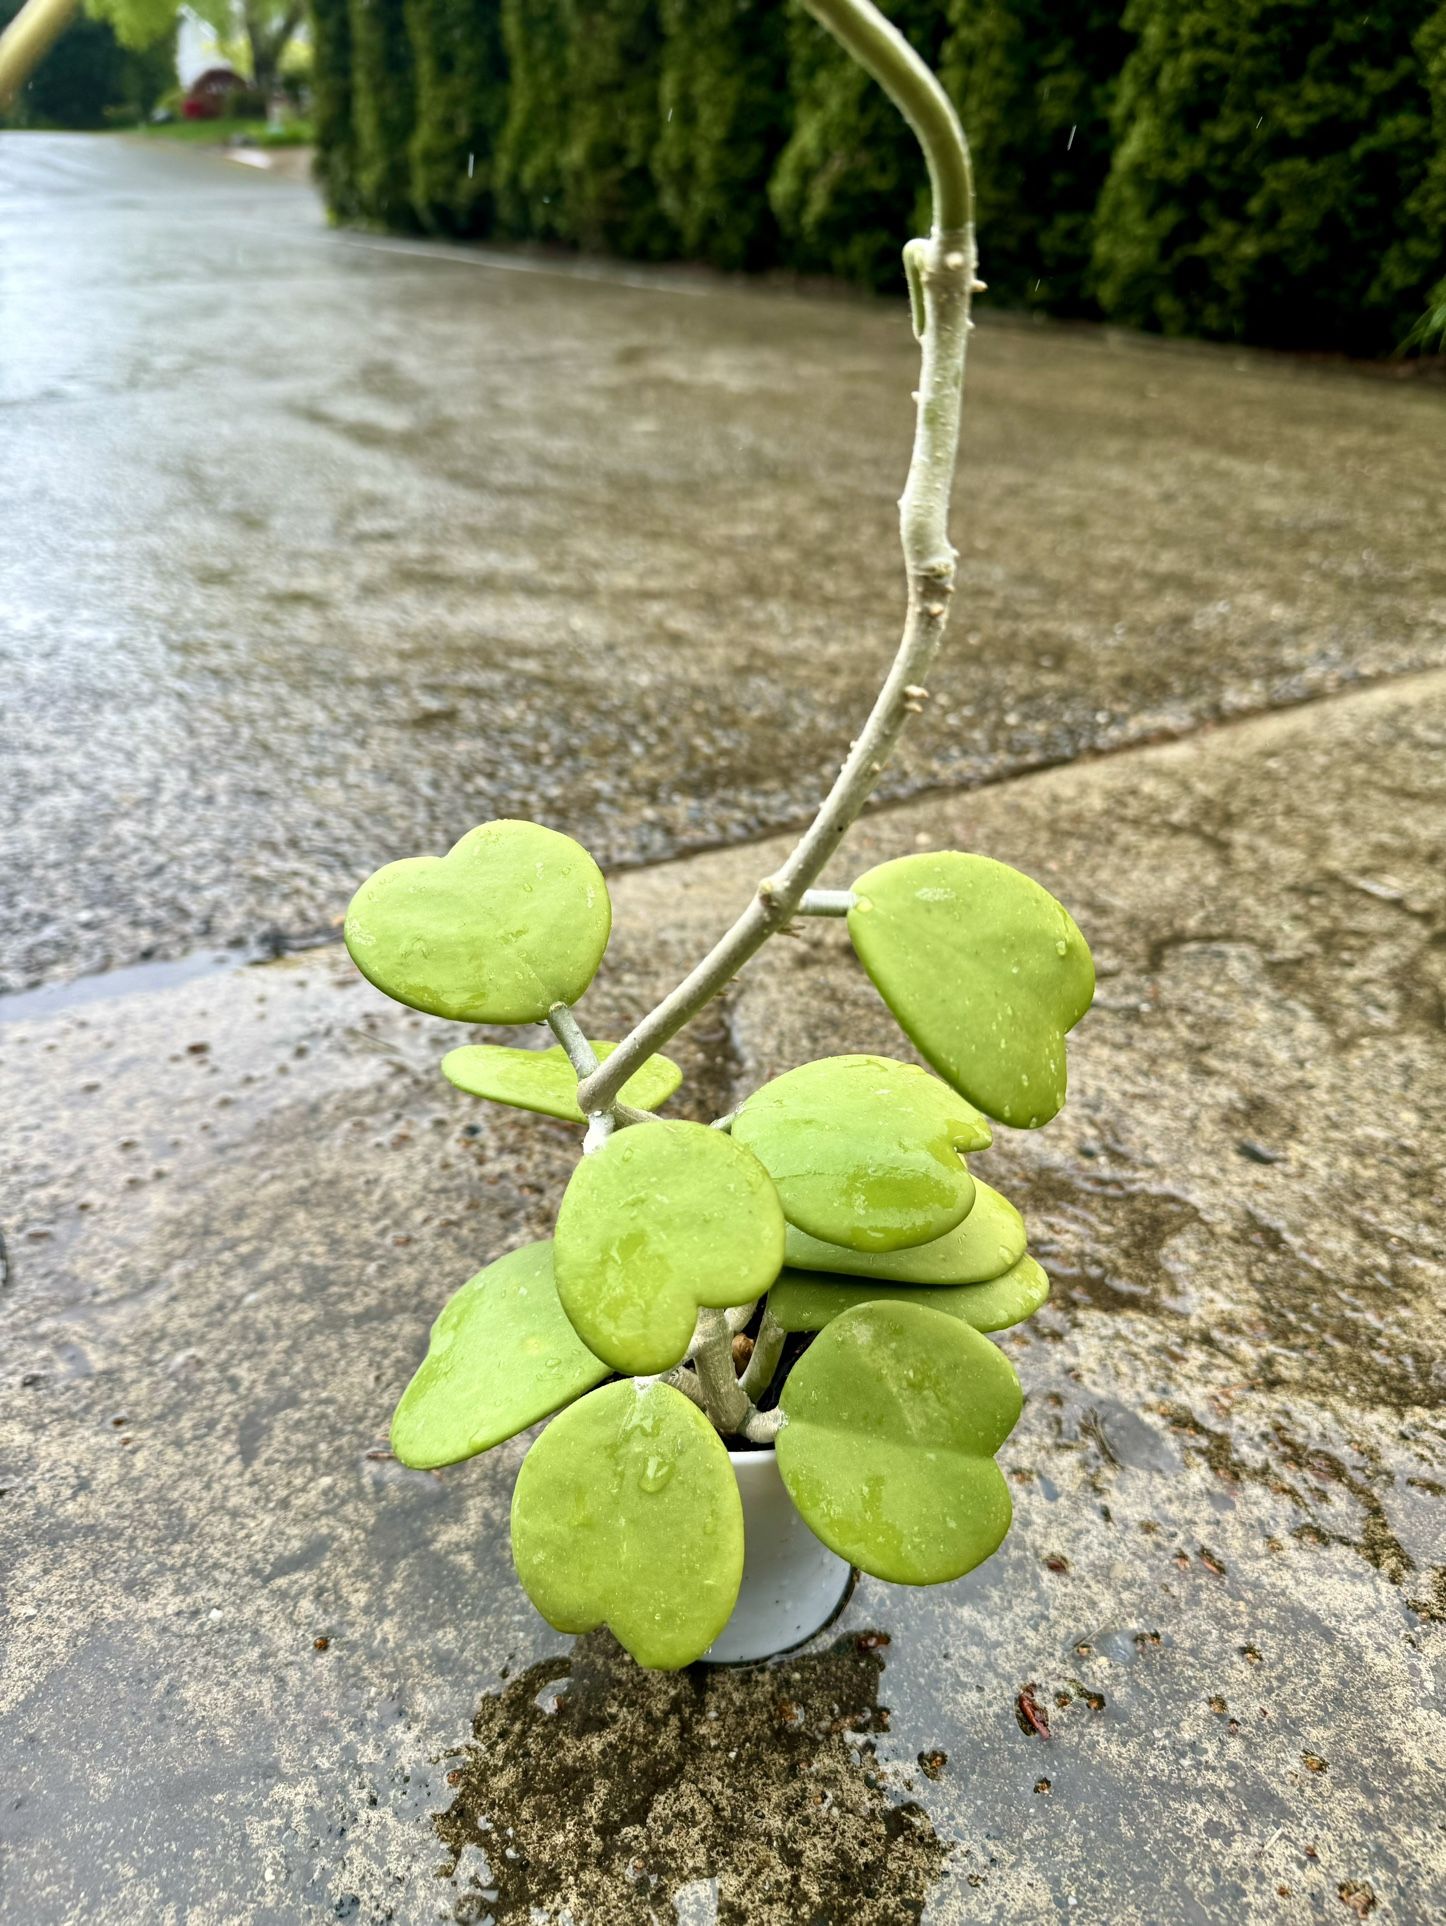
xmin=2 ymin=675 xmax=1444 ymax=1922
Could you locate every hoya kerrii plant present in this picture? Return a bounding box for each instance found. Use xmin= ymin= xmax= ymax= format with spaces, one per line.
xmin=344 ymin=0 xmax=1094 ymax=1671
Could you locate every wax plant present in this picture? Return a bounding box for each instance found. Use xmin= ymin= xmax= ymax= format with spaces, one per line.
xmin=343 ymin=0 xmax=1094 ymax=1671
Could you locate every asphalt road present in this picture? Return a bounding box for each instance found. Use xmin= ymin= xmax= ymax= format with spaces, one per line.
xmin=3 ymin=133 xmax=1444 ymax=994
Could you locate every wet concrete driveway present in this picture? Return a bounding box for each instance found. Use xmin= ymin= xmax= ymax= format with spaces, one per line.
xmin=3 ymin=133 xmax=1445 ymax=994
xmin=2 ymin=134 xmax=1445 ymax=1925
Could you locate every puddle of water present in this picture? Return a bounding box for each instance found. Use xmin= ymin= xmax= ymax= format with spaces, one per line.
xmin=0 ymin=945 xmax=262 ymax=1024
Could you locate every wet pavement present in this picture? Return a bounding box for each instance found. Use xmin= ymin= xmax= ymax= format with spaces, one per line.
xmin=3 ymin=674 xmax=1444 ymax=1923
xmin=5 ymin=130 xmax=1446 ymax=1924
xmin=4 ymin=134 xmax=1446 ymax=994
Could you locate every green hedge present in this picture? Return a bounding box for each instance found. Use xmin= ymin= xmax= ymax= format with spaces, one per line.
xmin=559 ymin=0 xmax=674 ymax=258
xmin=493 ymin=0 xmax=568 ymax=238
xmin=309 ymin=0 xmax=1446 ymax=356
xmin=1405 ymin=3 xmax=1446 ymax=346
xmin=1093 ymin=0 xmax=1439 ymax=353
xmin=406 ymin=0 xmax=508 ymax=234
xmin=655 ymin=0 xmax=792 ymax=270
xmin=349 ymin=0 xmax=417 ymax=227
xmin=312 ymin=0 xmax=359 ymax=220
xmin=770 ymin=0 xmax=940 ymax=287
xmin=940 ymin=0 xmax=1128 ymax=314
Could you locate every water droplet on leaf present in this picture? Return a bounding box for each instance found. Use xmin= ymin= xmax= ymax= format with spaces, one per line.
xmin=639 ymin=1454 xmax=675 ymax=1494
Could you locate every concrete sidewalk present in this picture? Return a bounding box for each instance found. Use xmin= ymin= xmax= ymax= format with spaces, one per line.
xmin=3 ymin=671 xmax=1443 ymax=1923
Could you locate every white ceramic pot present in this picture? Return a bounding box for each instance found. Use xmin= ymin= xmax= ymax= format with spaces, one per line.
xmin=703 ymin=1447 xmax=853 ymax=1664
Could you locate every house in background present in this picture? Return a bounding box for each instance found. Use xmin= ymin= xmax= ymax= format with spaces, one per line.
xmin=180 ymin=64 xmax=247 ymax=118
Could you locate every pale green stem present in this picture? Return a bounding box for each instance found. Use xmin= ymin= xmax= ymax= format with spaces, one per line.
xmin=690 ymin=1307 xmax=750 ymax=1434
xmin=576 ymin=0 xmax=976 ymax=1118
xmin=743 ymin=1406 xmax=786 ymax=1446
xmin=546 ymin=1003 xmax=600 ymax=1079
xmin=548 ymin=1004 xmax=659 ymax=1134
xmin=739 ymin=1306 xmax=787 ymax=1403
xmin=660 ymin=1366 xmax=706 ymax=1411
xmin=801 ymin=0 xmax=972 ymax=232
xmin=568 ymin=0 xmax=978 ymax=1448
xmin=798 ymin=888 xmax=857 ymax=917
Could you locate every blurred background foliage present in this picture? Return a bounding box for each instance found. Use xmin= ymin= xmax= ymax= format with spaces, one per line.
xmin=1 ymin=0 xmax=174 ymax=126
xmin=1092 ymin=0 xmax=1443 ymax=353
xmin=6 ymin=0 xmax=1442 ymax=353
xmin=307 ymin=0 xmax=1446 ymax=355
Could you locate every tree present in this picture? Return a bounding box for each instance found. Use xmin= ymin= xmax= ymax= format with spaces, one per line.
xmin=558 ymin=0 xmax=673 ymax=258
xmin=311 ymin=0 xmax=359 ymax=216
xmin=237 ymin=0 xmax=303 ymax=99
xmin=349 ymin=0 xmax=416 ymax=224
xmin=405 ymin=0 xmax=507 ymax=235
xmin=939 ymin=0 xmax=1129 ymax=314
xmin=654 ymin=0 xmax=792 ymax=271
xmin=1092 ymin=0 xmax=1439 ymax=353
xmin=1398 ymin=2 xmax=1446 ymax=347
xmin=88 ymin=0 xmax=303 ymax=100
xmin=493 ymin=0 xmax=568 ymax=238
xmin=769 ymin=0 xmax=943 ymax=289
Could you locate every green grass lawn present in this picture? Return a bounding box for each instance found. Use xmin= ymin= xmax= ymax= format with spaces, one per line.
xmin=134 ymin=117 xmax=314 ymax=149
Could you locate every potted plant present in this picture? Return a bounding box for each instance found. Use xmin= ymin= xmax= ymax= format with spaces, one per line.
xmin=342 ymin=0 xmax=1094 ymax=1668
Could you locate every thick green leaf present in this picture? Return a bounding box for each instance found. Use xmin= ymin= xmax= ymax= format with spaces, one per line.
xmin=390 ymin=1241 xmax=609 ymax=1469
xmin=442 ymin=1041 xmax=682 ymax=1122
xmin=511 ymin=1380 xmax=744 ymax=1669
xmin=732 ymin=1054 xmax=988 ymax=1253
xmin=777 ymin=1301 xmax=1022 ymax=1584
xmin=345 ymin=818 xmax=611 ymax=1024
xmin=848 ymin=852 xmax=1094 ymax=1128
xmin=554 ymin=1120 xmax=785 ymax=1374
xmin=783 ymin=1178 xmax=1025 ymax=1285
xmin=767 ymin=1253 xmax=1049 ymax=1335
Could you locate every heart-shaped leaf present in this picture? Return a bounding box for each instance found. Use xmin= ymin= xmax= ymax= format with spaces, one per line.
xmin=848 ymin=852 xmax=1094 ymax=1128
xmin=777 ymin=1301 xmax=1022 ymax=1584
xmin=782 ymin=1178 xmax=1025 ymax=1285
xmin=731 ymin=1054 xmax=989 ymax=1253
xmin=511 ymin=1379 xmax=744 ymax=1669
xmin=390 ymin=1241 xmax=610 ymax=1469
xmin=767 ymin=1252 xmax=1049 ymax=1335
xmin=554 ymin=1120 xmax=785 ymax=1374
xmin=345 ymin=818 xmax=611 ymax=1024
xmin=442 ymin=1041 xmax=682 ymax=1122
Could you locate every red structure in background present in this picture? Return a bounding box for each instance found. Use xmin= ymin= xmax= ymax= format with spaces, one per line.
xmin=181 ymin=68 xmax=247 ymax=120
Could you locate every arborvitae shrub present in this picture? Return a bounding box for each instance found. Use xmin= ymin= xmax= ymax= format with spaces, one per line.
xmin=308 ymin=0 xmax=1442 ymax=357
xmin=405 ymin=0 xmax=508 ymax=235
xmin=494 ymin=0 xmax=571 ymax=240
xmin=560 ymin=0 xmax=675 ymax=258
xmin=311 ymin=0 xmax=360 ymax=220
xmin=769 ymin=0 xmax=942 ymax=290
xmin=1400 ymin=3 xmax=1446 ymax=344
xmin=1093 ymin=0 xmax=1439 ymax=353
xmin=654 ymin=0 xmax=792 ymax=271
xmin=349 ymin=0 xmax=418 ymax=227
xmin=940 ymin=0 xmax=1129 ymax=315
